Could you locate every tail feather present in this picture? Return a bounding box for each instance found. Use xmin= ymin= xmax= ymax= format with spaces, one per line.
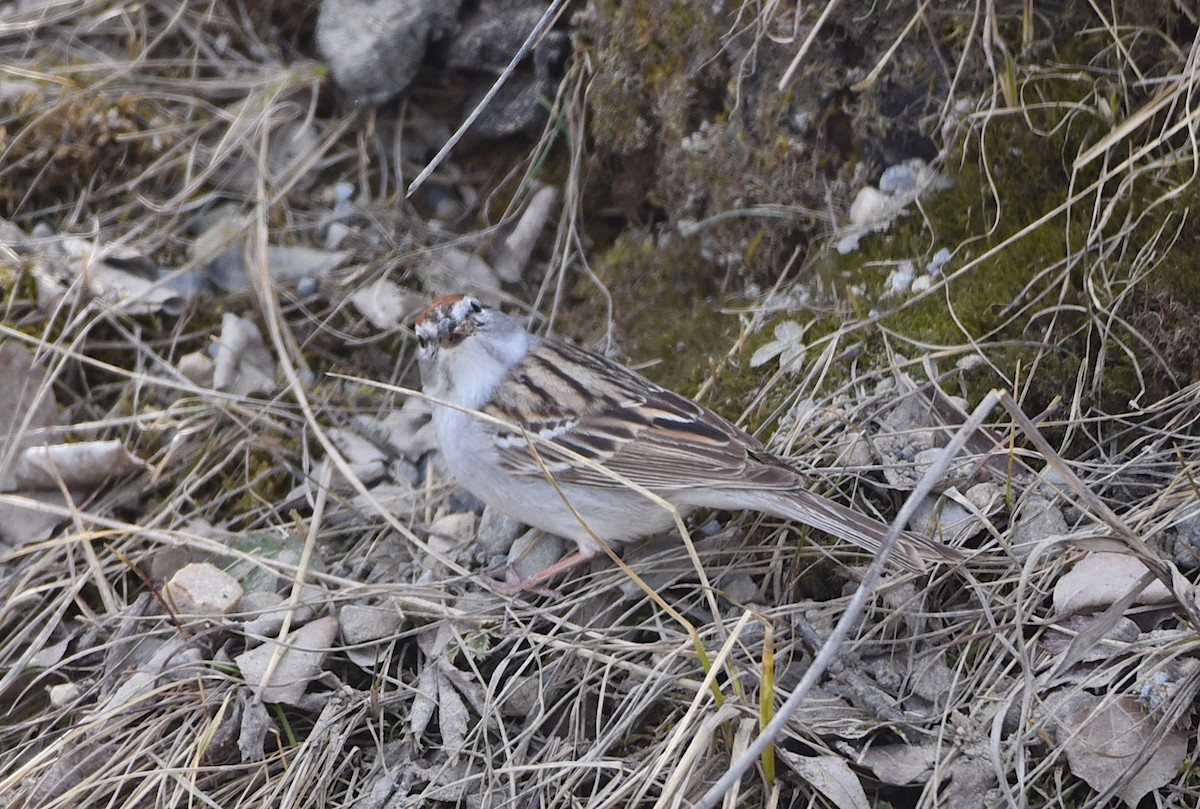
xmin=706 ymin=488 xmax=964 ymax=573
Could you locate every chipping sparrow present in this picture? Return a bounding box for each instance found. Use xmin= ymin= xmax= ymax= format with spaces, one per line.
xmin=415 ymin=294 xmax=962 ymax=593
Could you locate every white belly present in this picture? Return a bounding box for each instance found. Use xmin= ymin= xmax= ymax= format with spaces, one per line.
xmin=431 ymin=405 xmax=683 ymax=557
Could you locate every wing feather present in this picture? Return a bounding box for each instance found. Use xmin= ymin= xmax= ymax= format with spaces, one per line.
xmin=482 ymin=337 xmax=798 ymax=491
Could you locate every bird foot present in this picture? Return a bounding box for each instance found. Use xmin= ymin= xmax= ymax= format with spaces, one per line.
xmin=481 ymin=574 xmax=563 ymax=599
xmin=482 ymin=550 xmax=594 ymax=598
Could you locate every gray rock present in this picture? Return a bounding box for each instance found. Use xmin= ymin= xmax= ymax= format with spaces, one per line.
xmin=444 ymin=5 xmax=543 ymax=73
xmin=341 ymin=604 xmax=404 ymax=667
xmin=416 ymin=246 xmax=501 ymax=304
xmin=388 ymin=457 xmax=421 ymax=487
xmin=352 ymin=481 xmax=422 ymax=520
xmin=236 ymin=616 xmax=340 ymax=705
xmin=165 ymin=562 xmax=242 ymax=616
xmin=317 ymin=0 xmax=462 ymax=106
xmin=476 ymin=505 xmax=526 ymax=555
xmin=439 ymin=1 xmax=566 ymax=140
xmin=506 ymin=530 xmax=565 ymax=586
xmin=1010 ymin=495 xmax=1068 ymax=561
xmin=341 ymin=604 xmax=404 ymax=644
xmin=379 ymin=398 xmax=437 ymax=461
xmin=1171 ymin=502 xmax=1200 ymax=570
xmin=239 ymin=588 xmax=324 ymax=637
xmin=426 ymin=512 xmax=476 ymax=568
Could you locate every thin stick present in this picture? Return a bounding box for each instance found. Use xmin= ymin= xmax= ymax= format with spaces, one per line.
xmin=693 ymin=389 xmax=1001 ymax=809
xmin=777 ymin=0 xmax=843 ymax=91
xmin=406 ymin=0 xmax=571 ymax=196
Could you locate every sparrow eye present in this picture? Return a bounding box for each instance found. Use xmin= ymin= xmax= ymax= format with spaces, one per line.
xmin=417 ymin=334 xmax=430 ymax=349
xmin=468 ymin=299 xmax=483 ymax=314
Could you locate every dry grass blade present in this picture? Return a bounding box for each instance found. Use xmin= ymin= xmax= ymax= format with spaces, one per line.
xmin=696 ymin=389 xmax=1003 ymax=809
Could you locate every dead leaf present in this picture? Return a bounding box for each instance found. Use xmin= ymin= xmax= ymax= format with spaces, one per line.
xmin=239 ymin=695 xmax=273 ymax=762
xmin=1043 ymin=614 xmax=1139 ymax=660
xmin=777 ymin=750 xmax=870 ymax=809
xmin=0 ymin=341 xmax=60 ymax=491
xmin=25 ymin=742 xmax=118 ymax=805
xmin=14 ymin=440 xmax=148 ymax=490
xmin=859 ymin=743 xmax=937 ymax=785
xmin=349 ymin=277 xmax=426 ymax=329
xmin=35 ymin=234 xmax=187 ymax=315
xmin=235 ymin=616 xmax=339 ymax=705
xmin=492 ymin=184 xmax=558 ymax=282
xmin=0 ymin=490 xmax=69 ymax=547
xmin=213 ymin=314 xmax=276 ymax=395
xmin=1057 ymin=694 xmax=1187 ymax=805
xmin=781 ymin=684 xmax=879 ymax=739
xmin=435 ymin=669 xmax=470 ymax=755
xmin=412 ymin=624 xmax=455 ymax=737
xmin=410 ymin=624 xmax=480 ymax=758
xmin=410 ymin=659 xmax=439 ymax=738
xmin=1054 ymin=552 xmax=1174 ymax=614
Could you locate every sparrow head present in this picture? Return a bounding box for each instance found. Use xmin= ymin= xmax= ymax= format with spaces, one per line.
xmin=414 ymin=294 xmax=534 ymax=404
xmin=415 ymin=294 xmax=485 ymax=354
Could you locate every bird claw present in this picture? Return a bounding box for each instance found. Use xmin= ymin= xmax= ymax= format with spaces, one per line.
xmin=481 ymin=574 xmax=563 ymax=599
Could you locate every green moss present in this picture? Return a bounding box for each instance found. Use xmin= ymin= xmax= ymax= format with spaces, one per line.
xmin=578 ymin=0 xmax=828 ymax=285
xmin=0 ymin=264 xmax=41 ymax=317
xmin=563 ymin=232 xmax=736 ymax=395
xmin=0 ymin=87 xmax=175 ymax=218
xmin=216 ymin=448 xmax=300 ymax=528
xmin=582 ymin=0 xmax=725 ymax=152
xmin=575 ymin=1 xmax=1200 ymax=442
xmin=813 ymin=80 xmax=1200 ymax=425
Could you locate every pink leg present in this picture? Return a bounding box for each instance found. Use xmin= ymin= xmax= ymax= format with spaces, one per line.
xmin=485 ymin=550 xmax=595 ymax=597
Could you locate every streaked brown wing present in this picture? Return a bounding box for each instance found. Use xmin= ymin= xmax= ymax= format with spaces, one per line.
xmin=483 ymin=337 xmax=797 ymax=492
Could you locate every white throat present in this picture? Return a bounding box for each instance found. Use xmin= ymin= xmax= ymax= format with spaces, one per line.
xmin=440 ymin=317 xmax=535 ymax=409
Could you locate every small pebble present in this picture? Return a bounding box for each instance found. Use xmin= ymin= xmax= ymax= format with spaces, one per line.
xmin=928 ymin=247 xmax=951 ymax=275
xmin=49 ymin=682 xmax=81 ymax=708
xmin=886 ymin=261 xmax=916 ymax=295
xmin=165 ymin=562 xmax=242 ymax=616
xmin=476 ymin=506 xmax=526 ymax=555
xmin=334 ymin=182 xmax=355 ymax=213
xmin=879 ymin=163 xmax=919 ymax=194
xmin=325 ymin=222 xmax=351 ymax=250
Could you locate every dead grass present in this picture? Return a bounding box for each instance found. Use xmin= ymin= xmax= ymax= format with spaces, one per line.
xmin=2 ymin=2 xmax=1200 ymax=808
